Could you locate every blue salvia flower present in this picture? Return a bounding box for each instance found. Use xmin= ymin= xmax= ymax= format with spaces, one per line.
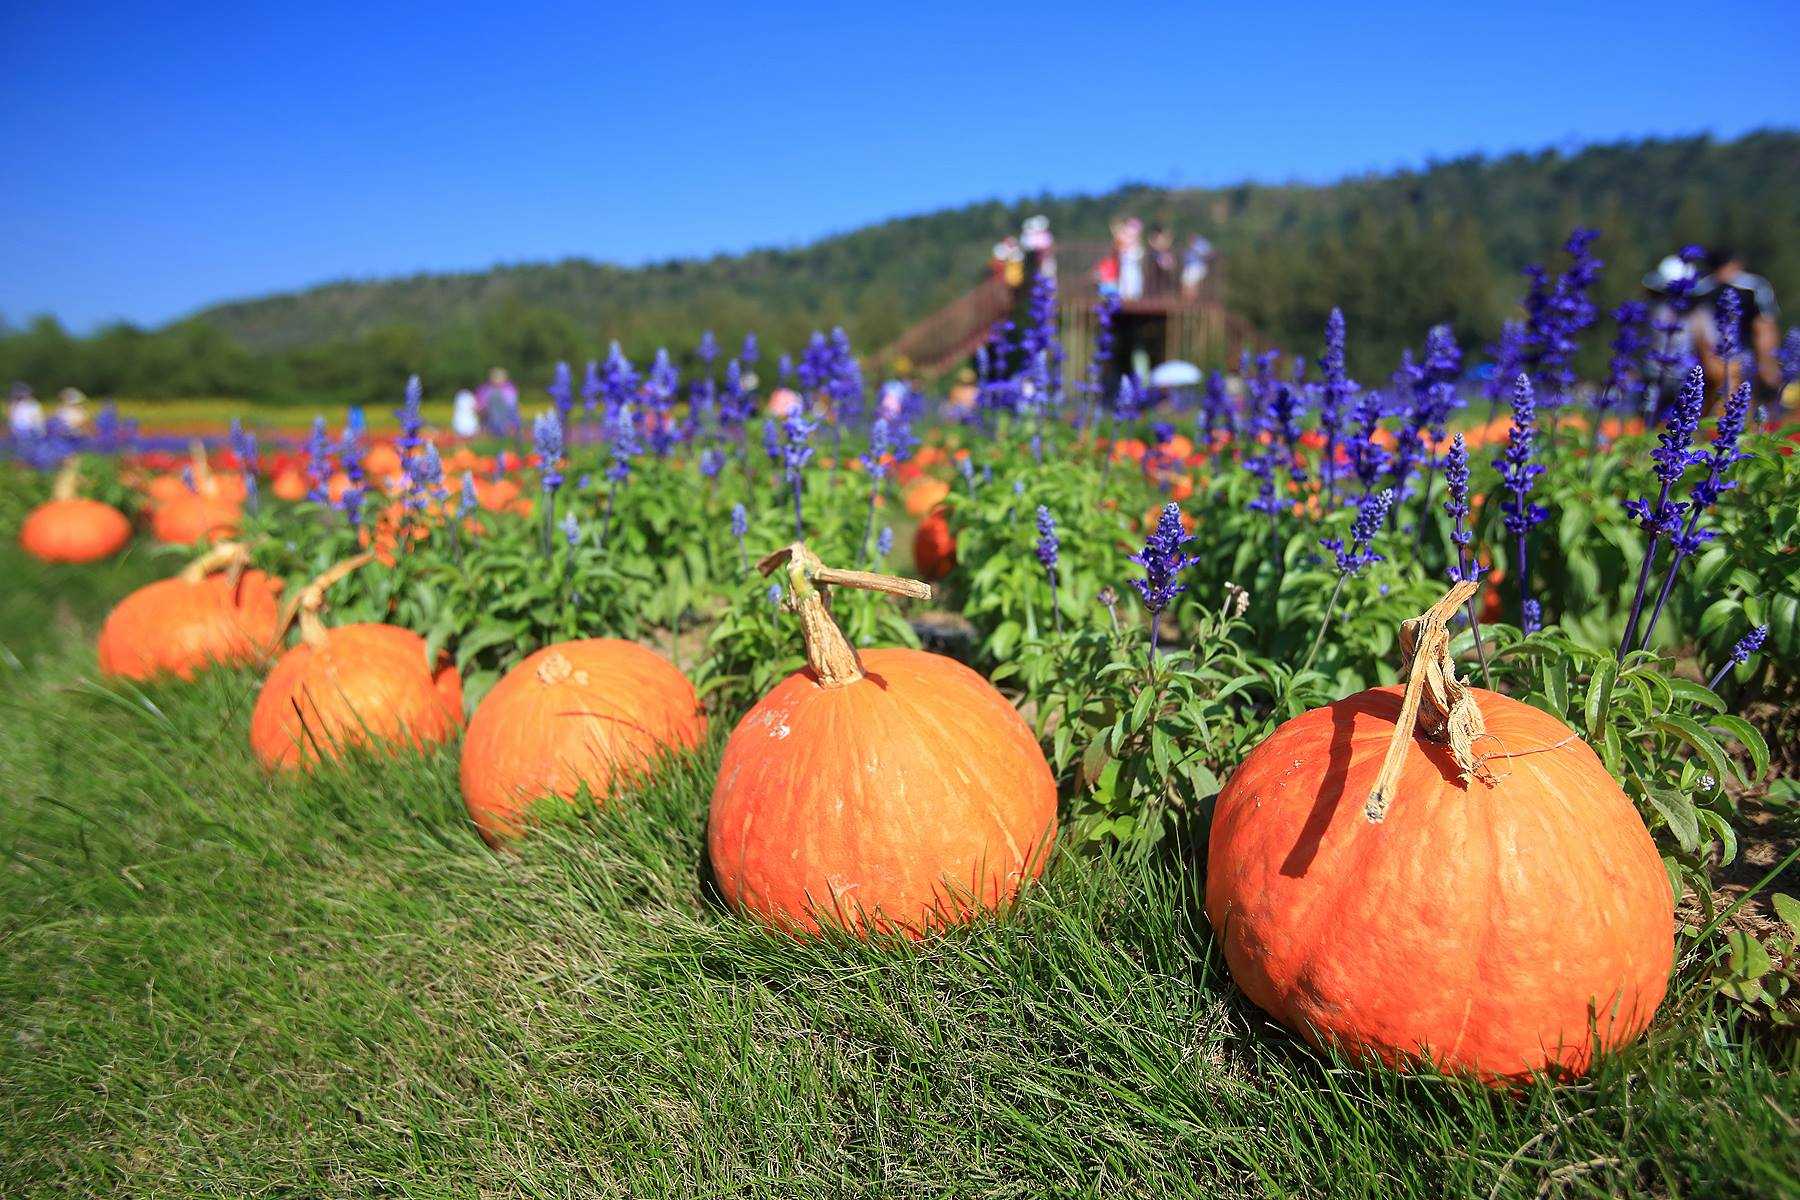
xmin=1714 ymin=284 xmax=1741 ymax=365
xmin=1442 ymin=434 xmax=1473 ymax=582
xmin=1708 ymin=624 xmax=1769 ymax=690
xmin=1199 ymin=371 xmax=1230 ymax=451
xmin=562 ymin=513 xmax=580 ymax=548
xmin=304 ymin=416 xmax=333 ymax=503
xmin=698 ymin=330 xmax=719 ymax=367
xmin=958 ymin=454 xmax=976 ymax=495
xmin=606 ymin=404 xmax=641 ymax=485
xmin=1600 ymin=301 xmax=1650 ymax=419
xmin=1494 ymin=374 xmax=1548 ymax=625
xmin=534 ymin=409 xmax=565 ymax=493
xmin=699 ymin=448 xmax=725 ymax=480
xmin=857 ymin=417 xmax=894 ymax=560
xmin=1321 ymin=487 xmax=1394 ymax=576
xmin=777 ymin=353 xmax=793 ymax=384
xmin=719 ymin=359 xmax=753 ymax=429
xmin=740 ymin=331 xmax=759 ymax=366
xmin=1522 ymin=598 xmax=1542 ymax=634
xmin=229 ymin=419 xmax=260 ymax=513
xmin=1483 ymin=320 xmax=1526 ymax=416
xmin=406 ymin=440 xmax=444 ymax=513
xmin=1114 ymin=373 xmax=1142 ymax=421
xmin=876 ymin=526 xmax=893 ymax=557
xmin=396 ymin=375 xmax=424 ymax=457
xmin=1269 ymin=381 xmax=1307 ymax=488
xmin=581 ymin=360 xmax=603 ymax=413
xmin=1035 ymin=505 xmax=1059 ymax=570
xmin=1619 ymin=364 xmax=1704 ymax=656
xmin=1520 ymin=228 xmax=1603 ymax=401
xmin=767 ymin=582 xmax=784 ymax=608
xmin=782 ymin=412 xmax=815 ymax=537
xmin=458 ymin=471 xmax=477 ymax=518
xmin=1317 ymin=307 xmax=1356 ymax=499
xmin=1779 ymin=327 xmax=1800 ymax=387
xmin=731 ymin=502 xmax=749 ymax=572
xmin=1345 ymin=388 xmax=1388 ymax=494
xmin=1638 ymin=380 xmax=1753 ymax=650
xmin=547 ymin=361 xmax=573 ymax=420
xmin=1036 ymin=504 xmax=1061 ymax=633
xmin=1128 ymin=503 xmax=1198 ymax=657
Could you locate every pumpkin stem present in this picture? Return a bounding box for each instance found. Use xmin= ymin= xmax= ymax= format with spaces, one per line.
xmin=280 ymin=552 xmax=376 ymax=648
xmin=1364 ymin=579 xmax=1493 ymax=823
xmin=188 ymin=440 xmax=213 ymax=484
xmin=757 ymin=542 xmax=932 ymax=688
xmin=178 ymin=540 xmax=252 ymax=585
xmin=51 ymin=457 xmax=82 ymax=501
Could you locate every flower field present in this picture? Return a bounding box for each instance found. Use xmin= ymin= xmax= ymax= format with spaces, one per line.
xmin=3 ymin=233 xmax=1799 ymax=1197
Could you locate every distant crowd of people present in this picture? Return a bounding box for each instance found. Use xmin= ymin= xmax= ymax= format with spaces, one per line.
xmin=7 ymin=385 xmax=90 ymax=438
xmin=988 ymin=214 xmax=1216 ymax=303
xmin=1645 ymin=245 xmax=1784 ymax=402
xmin=1094 ymin=217 xmax=1212 ymax=302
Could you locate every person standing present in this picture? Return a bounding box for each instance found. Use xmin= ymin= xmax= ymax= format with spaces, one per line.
xmin=1181 ymin=234 xmax=1212 ymax=299
xmin=8 ymin=383 xmax=44 ymax=438
xmin=1693 ymin=247 xmax=1783 ymax=401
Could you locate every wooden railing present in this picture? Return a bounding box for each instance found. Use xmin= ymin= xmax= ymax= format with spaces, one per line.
xmin=876 ymin=274 xmax=1013 ymax=376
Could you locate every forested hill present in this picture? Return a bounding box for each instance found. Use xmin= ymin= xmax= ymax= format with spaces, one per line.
xmin=6 ymin=130 xmax=1798 ymax=402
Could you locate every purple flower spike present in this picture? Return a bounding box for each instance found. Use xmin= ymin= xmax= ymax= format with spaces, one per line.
xmin=1129 ymin=503 xmax=1197 ymax=657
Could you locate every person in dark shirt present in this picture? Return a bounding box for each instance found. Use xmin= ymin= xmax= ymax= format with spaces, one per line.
xmin=1693 ymin=247 xmax=1782 ymax=400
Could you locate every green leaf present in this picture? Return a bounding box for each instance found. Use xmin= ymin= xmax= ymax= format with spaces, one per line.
xmin=1773 ymin=893 xmax=1800 ymax=936
xmin=1645 ymin=788 xmax=1700 ymax=852
xmin=1707 ymin=714 xmax=1769 ymax=782
xmin=1583 ymin=658 xmax=1617 ymax=741
xmin=1725 ymin=930 xmax=1772 ymax=980
xmin=1651 ymin=714 xmax=1733 ymax=785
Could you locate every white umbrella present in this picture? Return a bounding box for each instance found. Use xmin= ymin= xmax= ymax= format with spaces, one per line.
xmin=1149 ymin=360 xmax=1202 ymax=387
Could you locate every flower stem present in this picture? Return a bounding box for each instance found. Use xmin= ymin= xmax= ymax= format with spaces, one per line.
xmin=1300 ymin=573 xmax=1348 ymax=676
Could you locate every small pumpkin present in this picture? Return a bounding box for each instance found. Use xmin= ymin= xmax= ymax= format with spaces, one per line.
xmin=20 ymin=460 xmax=132 ymax=563
xmin=708 ymin=543 xmax=1057 ymax=936
xmin=911 ymin=506 xmax=955 ymax=580
xmin=902 ymin=477 xmax=950 ymax=518
xmin=248 ymin=555 xmax=462 ymax=771
xmin=97 ymin=542 xmax=285 ymax=680
xmin=460 ymin=639 xmax=706 ymax=844
xmin=149 ymin=444 xmax=242 ymax=545
xmin=1204 ymin=582 xmax=1674 ymax=1083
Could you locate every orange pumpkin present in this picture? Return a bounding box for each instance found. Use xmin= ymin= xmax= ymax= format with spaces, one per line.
xmin=1205 ymin=583 xmax=1673 ymax=1083
xmin=902 ymin=477 xmax=950 ymax=518
xmin=912 ymin=506 xmax=955 ymax=580
xmin=270 ymin=465 xmax=310 ymax=502
xmin=20 ymin=461 xmax=132 ymax=563
xmin=708 ymin=544 xmax=1056 ymax=935
xmin=97 ymin=542 xmax=285 ymax=680
xmin=149 ymin=444 xmax=242 ymax=545
xmin=248 ymin=556 xmax=463 ymax=771
xmin=151 ymin=491 xmax=241 ymax=545
xmin=460 ymin=639 xmax=706 ymax=843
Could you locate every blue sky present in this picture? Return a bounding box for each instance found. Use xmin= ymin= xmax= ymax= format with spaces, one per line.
xmin=3 ymin=0 xmax=1796 ymax=331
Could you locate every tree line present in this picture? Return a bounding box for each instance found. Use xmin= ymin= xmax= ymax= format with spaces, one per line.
xmin=3 ymin=130 xmax=1795 ymax=406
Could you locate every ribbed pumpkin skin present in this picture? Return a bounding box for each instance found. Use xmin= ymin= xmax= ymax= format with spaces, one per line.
xmin=708 ymin=647 xmax=1058 ymax=935
xmin=1205 ymin=685 xmax=1674 ymax=1083
xmin=151 ymin=493 xmax=241 ymax=545
xmin=97 ymin=570 xmax=284 ymax=680
xmin=20 ymin=498 xmax=132 ymax=563
xmin=459 ymin=639 xmax=706 ymax=843
xmin=249 ymin=623 xmax=461 ymax=771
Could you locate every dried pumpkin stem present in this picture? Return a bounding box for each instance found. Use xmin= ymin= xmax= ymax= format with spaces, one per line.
xmin=1364 ymin=579 xmax=1492 ymax=823
xmin=178 ymin=540 xmax=252 ymax=584
xmin=51 ymin=458 xmax=82 ymax=501
xmin=188 ymin=439 xmax=213 ymax=484
xmin=757 ymin=542 xmax=932 ymax=688
xmin=280 ymin=552 xmax=376 ymax=648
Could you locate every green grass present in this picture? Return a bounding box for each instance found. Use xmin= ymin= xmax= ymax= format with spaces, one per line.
xmin=1 ymin=546 xmax=1795 ymax=1198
